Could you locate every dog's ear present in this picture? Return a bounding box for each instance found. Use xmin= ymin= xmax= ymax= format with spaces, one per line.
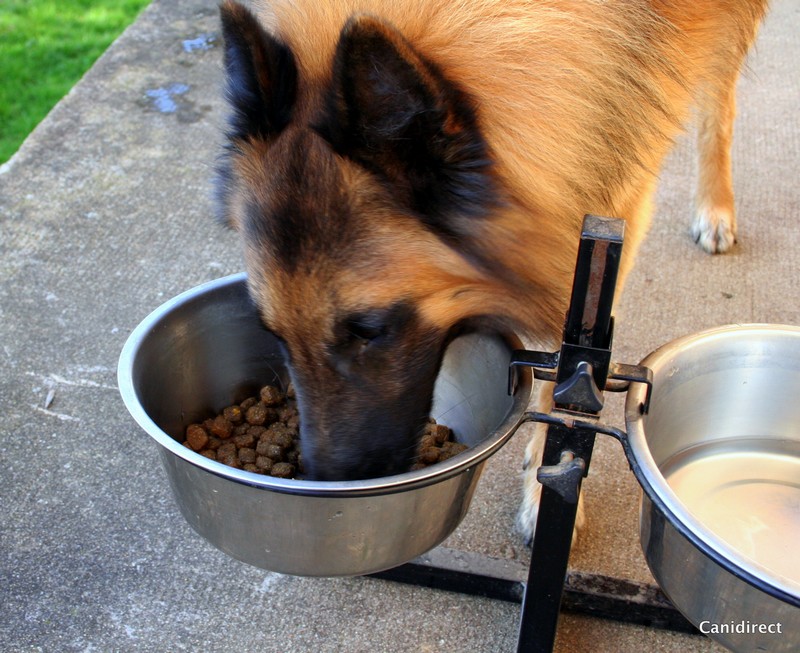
xmin=317 ymin=15 xmax=497 ymax=238
xmin=219 ymin=0 xmax=297 ymax=141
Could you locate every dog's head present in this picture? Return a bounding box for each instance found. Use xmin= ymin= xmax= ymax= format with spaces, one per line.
xmin=217 ymin=1 xmax=508 ymax=479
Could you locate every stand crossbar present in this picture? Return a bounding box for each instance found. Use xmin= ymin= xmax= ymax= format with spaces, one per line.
xmin=371 ymin=547 xmax=696 ymax=635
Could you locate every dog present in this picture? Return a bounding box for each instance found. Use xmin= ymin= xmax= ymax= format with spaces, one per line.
xmin=215 ymin=0 xmax=767 ymax=542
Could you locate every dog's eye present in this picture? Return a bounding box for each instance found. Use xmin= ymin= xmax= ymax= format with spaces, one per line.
xmin=338 ymin=307 xmax=402 ymax=350
xmin=345 ymin=314 xmax=388 ymax=344
xmin=336 ymin=303 xmax=415 ymax=354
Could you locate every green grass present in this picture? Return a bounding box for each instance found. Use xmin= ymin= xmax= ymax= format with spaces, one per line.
xmin=0 ymin=1 xmax=151 ymax=164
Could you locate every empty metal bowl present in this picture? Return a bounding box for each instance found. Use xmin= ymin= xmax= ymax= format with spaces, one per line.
xmin=118 ymin=273 xmax=532 ymax=576
xmin=625 ymin=324 xmax=800 ymax=652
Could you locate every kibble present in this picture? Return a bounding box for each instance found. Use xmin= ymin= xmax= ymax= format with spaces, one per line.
xmin=222 ymin=405 xmax=243 ymax=424
xmin=185 ymin=424 xmax=209 ymax=451
xmin=209 ymin=414 xmax=233 ymax=439
xmin=238 ymin=447 xmax=257 ymax=464
xmin=232 ymin=432 xmax=256 ymax=448
xmin=260 ymin=385 xmax=284 ymax=406
xmin=245 ymin=403 xmax=269 ymax=426
xmin=270 ymin=461 xmax=296 ymax=478
xmin=255 ymin=455 xmax=273 ymax=472
xmin=216 ymin=442 xmax=239 ymax=467
xmin=410 ymin=421 xmax=468 ymax=470
xmin=181 ymin=383 xmax=465 ymax=478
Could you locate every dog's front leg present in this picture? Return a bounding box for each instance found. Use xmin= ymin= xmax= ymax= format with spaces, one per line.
xmin=691 ymin=76 xmax=739 ymax=254
xmin=516 ymin=380 xmax=585 ymax=546
xmin=690 ymin=29 xmax=763 ymax=255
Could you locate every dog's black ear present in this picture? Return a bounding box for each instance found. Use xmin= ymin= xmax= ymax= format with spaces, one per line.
xmin=219 ymin=0 xmax=297 ymax=141
xmin=317 ymin=15 xmax=497 ymax=238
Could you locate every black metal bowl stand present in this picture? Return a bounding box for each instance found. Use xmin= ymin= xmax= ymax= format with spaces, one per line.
xmin=372 ymin=216 xmax=698 ymax=651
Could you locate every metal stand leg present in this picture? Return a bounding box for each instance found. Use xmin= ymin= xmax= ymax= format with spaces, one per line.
xmin=514 ymin=215 xmax=624 ymax=652
xmin=517 ymin=425 xmax=596 ymax=652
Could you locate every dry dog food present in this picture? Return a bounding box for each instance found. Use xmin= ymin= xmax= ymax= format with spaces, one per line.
xmin=181 ymin=384 xmax=467 ymax=478
xmin=411 ymin=419 xmax=469 ymax=469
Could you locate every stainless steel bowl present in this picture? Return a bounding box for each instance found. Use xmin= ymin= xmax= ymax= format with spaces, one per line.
xmin=625 ymin=325 xmax=800 ymax=652
xmin=118 ymin=273 xmax=532 ymax=577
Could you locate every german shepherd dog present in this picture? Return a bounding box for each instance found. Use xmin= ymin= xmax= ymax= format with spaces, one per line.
xmin=216 ymin=0 xmax=767 ymax=540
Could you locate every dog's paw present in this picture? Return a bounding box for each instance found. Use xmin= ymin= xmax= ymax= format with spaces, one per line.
xmin=516 ymin=468 xmax=542 ymax=546
xmin=517 ymin=442 xmax=585 ymax=547
xmin=691 ymin=205 xmax=737 ymax=254
xmin=516 ymin=474 xmax=585 ymax=547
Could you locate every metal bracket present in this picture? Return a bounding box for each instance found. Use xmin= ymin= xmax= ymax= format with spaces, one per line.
xmin=552 ymin=362 xmax=604 ymax=413
xmin=537 ymin=450 xmax=586 ymax=503
xmin=522 ymin=410 xmax=624 ymax=441
xmin=508 ymin=353 xmax=653 ymax=415
xmin=606 ymin=362 xmax=654 ymax=414
xmin=508 ymin=349 xmax=558 ymax=393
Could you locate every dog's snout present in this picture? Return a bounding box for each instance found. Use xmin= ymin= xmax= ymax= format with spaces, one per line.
xmin=298 ymin=419 xmax=420 ymax=481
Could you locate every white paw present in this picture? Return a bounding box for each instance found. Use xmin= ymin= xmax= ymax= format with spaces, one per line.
xmin=691 ymin=205 xmax=737 ymax=254
xmin=517 ymin=436 xmax=585 ymax=547
xmin=517 ymin=469 xmax=542 ymax=545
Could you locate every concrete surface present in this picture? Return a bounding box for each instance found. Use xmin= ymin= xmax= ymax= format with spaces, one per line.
xmin=1 ymin=0 xmax=798 ymax=651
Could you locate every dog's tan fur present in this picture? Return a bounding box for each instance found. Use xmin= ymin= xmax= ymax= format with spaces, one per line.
xmin=236 ymin=0 xmax=766 ymax=338
xmin=218 ymin=0 xmax=767 ymax=540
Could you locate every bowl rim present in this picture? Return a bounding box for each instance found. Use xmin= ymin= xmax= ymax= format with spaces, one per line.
xmin=625 ymin=323 xmax=800 ymax=605
xmin=118 ymin=272 xmax=533 ymax=499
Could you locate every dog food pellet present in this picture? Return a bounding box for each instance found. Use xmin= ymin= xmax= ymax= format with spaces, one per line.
xmin=185 ymin=424 xmax=209 ymax=451
xmin=270 ymin=461 xmax=296 ymax=478
xmin=216 ymin=442 xmax=239 ymax=467
xmin=182 ymin=383 xmax=464 ymax=478
xmin=264 ymin=443 xmax=285 ymax=460
xmin=255 ymin=455 xmax=273 ymax=472
xmin=238 ymin=447 xmax=257 ymax=464
xmin=266 ymin=424 xmax=294 ymax=448
xmin=208 ymin=414 xmax=233 ymax=439
xmin=417 ymin=447 xmax=441 ymax=465
xmin=223 ymin=405 xmax=244 ymax=424
xmin=260 ymin=385 xmax=284 ymax=405
xmin=245 ymin=403 xmax=269 ymax=426
xmin=232 ymin=431 xmax=255 ymax=448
